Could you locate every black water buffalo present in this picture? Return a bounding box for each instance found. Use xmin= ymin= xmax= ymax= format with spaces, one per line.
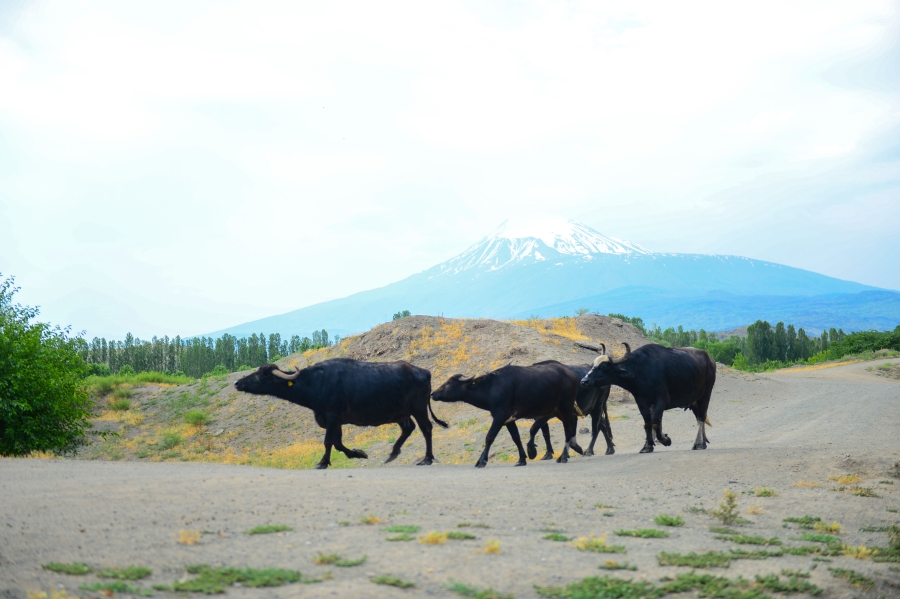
xmin=234 ymin=359 xmax=447 ymax=469
xmin=526 ymin=361 xmax=614 ymax=460
xmin=431 ymin=361 xmax=583 ymax=468
xmin=580 ymin=343 xmax=715 ymax=453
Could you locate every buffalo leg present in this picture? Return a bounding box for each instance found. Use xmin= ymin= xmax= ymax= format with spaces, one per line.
xmin=384 ymin=418 xmax=416 ymax=464
xmin=637 ymin=404 xmax=655 ymax=453
xmin=505 ymin=422 xmax=528 ymax=466
xmin=597 ymin=390 xmax=615 ymax=455
xmin=412 ymin=409 xmax=436 ymax=465
xmin=527 ymin=417 xmax=554 ymax=460
xmin=557 ymin=410 xmax=583 ymax=463
xmin=317 ymin=424 xmax=337 ymax=469
xmin=475 ymin=417 xmax=506 ymax=468
xmin=330 ymin=423 xmax=368 ymax=460
xmin=691 ymin=374 xmax=714 ymax=450
xmin=651 ymin=399 xmax=672 ymax=447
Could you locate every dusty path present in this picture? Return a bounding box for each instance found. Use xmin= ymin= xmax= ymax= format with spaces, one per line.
xmin=2 ymin=360 xmax=899 ymax=598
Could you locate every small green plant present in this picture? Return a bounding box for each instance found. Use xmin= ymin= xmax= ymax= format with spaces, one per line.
xmin=96 ymin=566 xmax=152 ymax=580
xmin=754 ymin=487 xmax=777 ymax=497
xmin=245 ymin=524 xmax=292 ymax=535
xmin=173 ymin=564 xmax=314 ymax=593
xmin=709 ymin=489 xmax=742 ymax=525
xmin=828 ymin=567 xmax=874 ymax=590
xmin=780 ymin=569 xmax=810 ymax=578
xmin=784 ymin=515 xmax=821 ymax=529
xmin=888 ymin=524 xmax=900 ymax=550
xmin=42 ymin=563 xmax=92 ymax=575
xmin=543 ymin=533 xmax=569 ymax=541
xmin=314 ymin=553 xmax=340 ymax=565
xmin=160 ymin=431 xmax=182 ymax=450
xmin=714 ymin=533 xmax=781 ymax=546
xmin=372 ymin=574 xmax=414 ymax=588
xmin=384 ymin=525 xmax=420 ymax=533
xmin=753 ymin=574 xmax=821 ymax=594
xmin=657 ymin=551 xmax=733 ymax=568
xmin=447 ymin=580 xmax=513 ymax=599
xmin=709 ymin=527 xmax=739 ymax=534
xmin=572 ymin=534 xmax=626 ymax=554
xmin=849 ymin=486 xmax=879 ymax=497
xmin=80 ymin=582 xmax=151 ymax=596
xmin=729 ymin=548 xmax=784 ymax=560
xmin=447 ymin=531 xmax=476 ymax=540
xmin=594 ymin=503 xmax=616 ymax=509
xmin=615 ymin=529 xmax=669 ymax=538
xmin=386 ymin=533 xmax=414 ymax=541
xmin=335 ymin=555 xmax=367 ymax=567
xmin=109 ymin=398 xmax=132 ymax=411
xmin=799 ymin=533 xmax=840 ymax=544
xmin=684 ymin=506 xmax=707 ymax=514
xmin=653 ymin=514 xmax=684 ymax=527
xmin=184 ymin=409 xmax=211 ymax=426
xmin=456 ymin=522 xmax=490 ymax=528
xmin=359 ymin=514 xmax=383 ymax=524
xmin=598 ymin=560 xmax=637 ymax=571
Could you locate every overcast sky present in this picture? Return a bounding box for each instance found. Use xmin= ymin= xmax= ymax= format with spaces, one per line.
xmin=2 ymin=0 xmax=898 ymax=340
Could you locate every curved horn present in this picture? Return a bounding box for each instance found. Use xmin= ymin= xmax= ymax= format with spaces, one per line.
xmin=622 ymin=343 xmax=631 ymax=358
xmin=271 ymin=367 xmax=301 ymax=380
xmin=598 ymin=343 xmax=607 ymax=356
xmin=457 ymin=374 xmax=474 ymax=382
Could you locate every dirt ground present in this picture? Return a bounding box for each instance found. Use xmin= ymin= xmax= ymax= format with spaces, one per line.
xmin=2 ymin=359 xmax=899 ymax=599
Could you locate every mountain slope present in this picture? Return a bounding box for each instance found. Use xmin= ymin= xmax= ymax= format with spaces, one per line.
xmin=207 ymin=218 xmax=893 ymax=338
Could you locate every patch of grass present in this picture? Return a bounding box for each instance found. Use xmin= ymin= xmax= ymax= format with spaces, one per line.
xmin=849 ymin=486 xmax=879 ymax=497
xmin=372 ymin=574 xmax=414 ymax=588
xmin=830 ymin=473 xmax=860 ymax=484
xmin=798 ymin=533 xmax=840 ymax=544
xmin=594 ymin=503 xmax=616 ymax=509
xmin=359 ymin=514 xmax=383 ymax=525
xmin=842 ymin=544 xmax=877 ymax=559
xmin=684 ymin=506 xmax=708 ymax=514
xmin=456 ymin=522 xmax=490 ymax=528
xmin=447 ymin=580 xmax=513 ymax=599
xmin=42 ymin=563 xmax=92 ymax=575
xmin=420 ymin=531 xmax=448 ymax=544
xmin=792 ymin=480 xmax=821 ymax=488
xmin=335 ymin=555 xmax=366 ymax=567
xmin=572 ymin=534 xmax=626 ymax=554
xmin=889 ymin=524 xmax=900 ymax=549
xmin=337 ymin=520 xmax=351 ymax=526
xmin=784 ymin=515 xmax=821 ymax=529
xmin=80 ymin=582 xmax=151 ymax=596
xmin=245 ymin=524 xmax=292 ymax=535
xmin=314 ymin=553 xmax=340 ymax=565
xmin=481 ymin=540 xmax=502 ymax=554
xmin=161 ymin=431 xmax=182 ymax=450
xmin=729 ymin=548 xmax=784 ymax=560
xmin=543 ymin=533 xmax=569 ymax=541
xmin=184 ymin=409 xmax=211 ymax=426
xmin=754 ymin=574 xmax=822 ymax=595
xmin=754 ymin=487 xmax=777 ymax=497
xmin=384 ymin=525 xmax=420 ymax=533
xmin=386 ymin=533 xmax=414 ymax=541
xmin=653 ymin=514 xmax=684 ymax=527
xmin=109 ymin=398 xmax=132 ymax=411
xmin=173 ymin=564 xmax=314 ymax=593
xmin=178 ymin=529 xmax=200 ymax=545
xmin=535 ymin=575 xmax=656 ymax=598
xmin=780 ymin=569 xmax=810 ymax=578
xmin=598 ymin=560 xmax=637 ymax=571
xmin=96 ymin=565 xmax=152 ymax=580
xmin=828 ymin=567 xmax=874 ymax=590
xmin=709 ymin=527 xmax=739 ymax=534
xmin=813 ymin=521 xmax=842 ymax=534
xmin=782 ymin=545 xmax=827 ymax=556
xmin=714 ymin=533 xmax=781 ymax=546
xmin=658 ymin=551 xmax=733 ymax=568
xmin=615 ymin=529 xmax=669 ymax=538
xmin=447 ymin=531 xmax=476 ymax=540
xmin=709 ymin=489 xmax=741 ymax=525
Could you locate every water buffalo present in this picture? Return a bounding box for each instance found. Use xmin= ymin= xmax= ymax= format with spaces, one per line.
xmin=431 ymin=361 xmax=583 ymax=468
xmin=526 ymin=361 xmax=614 ymax=460
xmin=234 ymin=359 xmax=447 ymax=469
xmin=580 ymin=343 xmax=715 ymax=453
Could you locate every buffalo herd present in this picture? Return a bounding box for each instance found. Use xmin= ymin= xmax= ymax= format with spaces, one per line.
xmin=234 ymin=342 xmax=716 ymax=469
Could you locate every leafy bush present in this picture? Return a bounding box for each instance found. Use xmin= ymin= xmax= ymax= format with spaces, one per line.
xmin=160 ymin=432 xmax=182 ymax=450
xmin=109 ymin=398 xmax=132 ymax=411
xmin=393 ymin=310 xmax=411 ymax=320
xmin=183 ymin=409 xmax=211 ymax=426
xmin=0 ymin=275 xmax=92 ymax=455
xmin=201 ymin=365 xmax=229 ymax=379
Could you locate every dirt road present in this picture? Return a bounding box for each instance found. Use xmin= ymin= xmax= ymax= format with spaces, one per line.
xmin=2 ymin=360 xmax=899 ymax=598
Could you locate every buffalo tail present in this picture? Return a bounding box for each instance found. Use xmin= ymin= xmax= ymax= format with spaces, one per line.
xmin=429 ymin=397 xmax=449 ymax=428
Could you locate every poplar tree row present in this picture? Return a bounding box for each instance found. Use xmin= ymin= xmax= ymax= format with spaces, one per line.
xmin=75 ymin=330 xmax=336 ymax=378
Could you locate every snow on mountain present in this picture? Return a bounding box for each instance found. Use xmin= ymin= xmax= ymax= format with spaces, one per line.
xmin=437 ymin=217 xmax=650 ymax=275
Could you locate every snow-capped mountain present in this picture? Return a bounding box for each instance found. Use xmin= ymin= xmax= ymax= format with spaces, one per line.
xmin=206 ymin=218 xmax=896 ymax=340
xmin=439 ymin=218 xmax=649 ymax=275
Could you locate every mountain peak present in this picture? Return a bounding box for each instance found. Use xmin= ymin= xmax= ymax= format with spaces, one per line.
xmin=437 ymin=217 xmax=650 ymax=276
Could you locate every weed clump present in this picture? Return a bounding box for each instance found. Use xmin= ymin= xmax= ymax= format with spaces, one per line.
xmin=246 ymin=524 xmax=292 ymax=535
xmin=184 ymin=409 xmax=211 ymax=426
xmin=481 ymin=540 xmax=502 ymax=554
xmin=709 ymin=490 xmax=742 ymax=525
xmin=572 ymin=534 xmax=626 ymax=554
xmin=384 ymin=525 xmax=420 ymax=533
xmin=447 ymin=531 xmax=476 ymax=540
xmin=754 ymin=487 xmax=777 ymax=497
xmin=714 ymin=533 xmax=781 ymax=546
xmin=447 ymin=580 xmax=513 ymax=599
xmin=653 ymin=514 xmax=684 ymax=527
xmin=80 ymin=582 xmax=151 ymax=596
xmin=177 ymin=529 xmax=201 ymax=545
xmin=42 ymin=563 xmax=92 ymax=575
xmin=829 ymin=567 xmax=874 ymax=590
xmin=598 ymin=560 xmax=637 ymax=571
xmin=96 ymin=565 xmax=152 ymax=580
xmin=313 ymin=553 xmax=339 ymax=565
xmin=335 ymin=555 xmax=366 ymax=567
xmin=372 ymin=574 xmax=414 ymax=588
xmin=799 ymin=533 xmax=840 ymax=544
xmin=842 ymin=545 xmax=877 ymax=559
xmin=420 ymin=531 xmax=448 ymax=544
xmin=784 ymin=515 xmax=820 ymax=529
xmin=359 ymin=514 xmax=383 ymax=525
xmin=109 ymin=398 xmax=132 ymax=411
xmin=889 ymin=524 xmax=900 ymax=550
xmin=386 ymin=533 xmax=414 ymax=541
xmin=543 ymin=533 xmax=569 ymax=541
xmin=173 ymin=564 xmax=314 ymax=593
xmin=658 ymin=551 xmax=732 ymax=568
xmin=813 ymin=521 xmax=842 ymax=534
xmin=615 ymin=529 xmax=669 ymax=538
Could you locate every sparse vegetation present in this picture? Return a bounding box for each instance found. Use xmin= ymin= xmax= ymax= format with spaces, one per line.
xmin=754 ymin=487 xmax=777 ymax=497
xmin=359 ymin=514 xmax=383 ymax=525
xmin=184 ymin=409 xmax=211 ymax=426
xmin=598 ymin=560 xmax=637 ymax=571
xmin=714 ymin=533 xmax=781 ymax=546
xmin=615 ymin=529 xmax=669 ymax=538
xmin=457 ymin=522 xmax=490 ymax=528
xmin=447 ymin=531 xmax=476 ymax=540
xmin=80 ymin=582 xmax=151 ymax=596
xmin=384 ymin=525 xmax=420 ymax=533
xmin=658 ymin=551 xmax=733 ymax=568
xmin=784 ymin=515 xmax=821 ymax=528
xmin=386 ymin=533 xmax=414 ymax=541
xmin=842 ymin=544 xmax=877 ymax=559
xmin=96 ymin=565 xmax=152 ymax=580
xmin=447 ymin=580 xmax=513 ymax=599
xmin=172 ymin=564 xmax=313 ymax=593
xmin=709 ymin=489 xmax=742 ymax=525
xmin=481 ymin=540 xmax=502 ymax=554
xmin=813 ymin=521 xmax=842 ymax=534
xmin=543 ymin=533 xmax=569 ymax=541
xmin=420 ymin=531 xmax=448 ymax=544
xmin=792 ymin=480 xmax=821 ymax=488
xmin=572 ymin=534 xmax=626 ymax=554
xmin=335 ymin=555 xmax=367 ymax=567
xmin=246 ymin=524 xmax=292 ymax=535
xmin=828 ymin=567 xmax=874 ymax=590
xmin=177 ymin=529 xmax=200 ymax=545
xmin=42 ymin=562 xmax=92 ymax=575
xmin=372 ymin=574 xmax=414 ymax=588
xmin=799 ymin=533 xmax=840 ymax=544
xmin=314 ymin=553 xmax=340 ymax=565
xmin=653 ymin=514 xmax=684 ymax=527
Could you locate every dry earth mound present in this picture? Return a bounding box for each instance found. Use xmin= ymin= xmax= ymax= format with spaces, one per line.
xmin=80 ymin=316 xmax=647 ymax=469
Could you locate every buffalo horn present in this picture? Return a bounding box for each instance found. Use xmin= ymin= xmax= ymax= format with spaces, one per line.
xmin=599 ymin=343 xmax=607 ymax=356
xmin=622 ymin=343 xmax=631 ymax=358
xmin=271 ymin=367 xmax=301 ymax=380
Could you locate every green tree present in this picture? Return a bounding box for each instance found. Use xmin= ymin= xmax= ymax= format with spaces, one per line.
xmin=0 ymin=275 xmax=92 ymax=456
xmin=746 ymin=320 xmax=773 ymax=364
xmin=773 ymin=322 xmax=786 ymax=362
xmin=393 ymin=310 xmax=411 ymax=320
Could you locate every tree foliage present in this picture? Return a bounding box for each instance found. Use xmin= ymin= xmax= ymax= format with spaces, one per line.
xmin=0 ymin=275 xmax=92 ymax=455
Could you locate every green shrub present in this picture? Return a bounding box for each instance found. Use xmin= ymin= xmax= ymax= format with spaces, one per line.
xmin=245 ymin=525 xmax=292 ymax=535
xmin=654 ymin=514 xmax=684 ymax=527
xmin=616 ymin=529 xmax=669 ymax=538
xmin=184 ymin=409 xmax=211 ymax=426
xmin=0 ymin=275 xmax=93 ymax=455
xmin=96 ymin=566 xmax=152 ymax=580
xmin=201 ymin=365 xmax=229 ymax=380
xmin=42 ymin=562 xmax=92 ymax=575
xmin=160 ymin=432 xmax=182 ymax=450
xmin=109 ymin=398 xmax=131 ymax=411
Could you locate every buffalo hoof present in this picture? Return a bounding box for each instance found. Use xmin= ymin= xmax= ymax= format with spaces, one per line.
xmin=349 ymin=449 xmax=368 ymax=459
xmin=605 ymin=447 xmax=616 ymax=456
xmin=315 ymin=462 xmax=330 ymax=469
xmin=557 ymin=455 xmax=569 ymax=464
xmin=415 ymin=456 xmax=434 ymax=465
xmin=639 ymin=445 xmax=654 ymax=454
xmin=526 ymin=442 xmax=538 ymax=460
xmin=515 ymin=461 xmax=527 ymax=467
xmin=692 ymin=442 xmax=707 ymax=450
xmin=570 ymin=442 xmax=584 ymax=456
xmin=584 ymin=448 xmax=594 ymax=457
xmin=384 ymin=453 xmax=399 ymax=464
xmin=475 ymin=461 xmax=487 ymax=468
xmin=659 ymin=435 xmax=672 ymax=447
xmin=541 ymin=452 xmax=554 ymax=461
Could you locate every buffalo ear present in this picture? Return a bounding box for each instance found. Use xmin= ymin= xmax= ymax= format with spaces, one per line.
xmin=615 ymin=365 xmax=634 ymax=380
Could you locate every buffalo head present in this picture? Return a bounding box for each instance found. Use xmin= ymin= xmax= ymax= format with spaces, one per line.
xmin=234 ymin=363 xmax=301 ymax=396
xmin=580 ymin=343 xmax=633 ymax=388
